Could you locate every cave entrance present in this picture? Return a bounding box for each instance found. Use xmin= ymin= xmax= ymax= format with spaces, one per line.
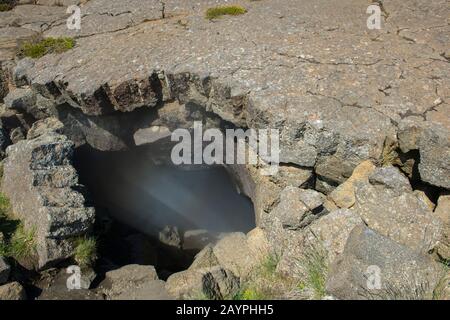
xmin=73 ymin=138 xmax=255 ymax=277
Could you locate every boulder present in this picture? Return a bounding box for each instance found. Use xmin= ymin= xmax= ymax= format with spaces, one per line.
xmin=1 ymin=131 xmax=95 ymax=269
xmin=277 ymin=209 xmax=364 ymax=279
xmin=166 ymin=266 xmax=239 ymax=300
xmin=0 ymin=257 xmax=11 ymax=285
xmin=368 ymin=166 xmax=412 ymax=195
xmin=270 ymin=187 xmax=326 ymax=230
xmin=159 ymin=226 xmax=181 ymax=249
xmin=353 ymin=177 xmax=443 ymax=255
xmin=101 ymin=264 xmax=171 ymax=300
xmin=0 ymin=282 xmax=27 ymax=300
xmin=38 ymin=268 xmax=102 ymax=300
xmin=4 ymin=88 xmax=54 ymax=120
xmin=326 ymin=225 xmax=444 ymax=300
xmin=329 ymin=160 xmax=376 ymax=209
xmin=418 ymin=125 xmax=450 ymax=189
xmin=212 ymin=232 xmax=262 ymax=278
xmin=397 ymin=116 xmax=425 ymax=153
xmin=433 ymin=195 xmax=450 ymax=260
xmin=188 ymin=245 xmax=219 ymax=271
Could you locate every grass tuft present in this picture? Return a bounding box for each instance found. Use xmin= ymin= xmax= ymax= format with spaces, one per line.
xmin=296 ymin=239 xmax=329 ymax=299
xmin=74 ymin=236 xmax=97 ymax=268
xmin=206 ymin=5 xmax=247 ymax=20
xmin=20 ymin=37 xmax=76 ymax=59
xmin=233 ymin=252 xmax=285 ymax=300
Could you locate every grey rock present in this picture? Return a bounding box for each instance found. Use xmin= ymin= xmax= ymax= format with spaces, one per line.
xmin=188 ymin=244 xmax=219 ymax=271
xmin=0 ymin=282 xmax=27 ymax=300
xmin=397 ymin=116 xmax=425 ymax=153
xmin=27 ymin=117 xmax=64 ymax=140
xmin=166 ymin=266 xmax=239 ymax=300
xmin=101 ymin=264 xmax=171 ymax=300
xmin=12 ymin=57 xmax=34 ymax=87
xmin=353 ymin=180 xmax=443 ymax=254
xmin=271 ymin=187 xmax=326 ymax=230
xmin=4 ymin=88 xmax=52 ymax=120
xmin=0 ymin=257 xmax=11 ymax=285
xmin=418 ymin=125 xmax=450 ymax=189
xmin=212 ymin=232 xmax=261 ymax=278
xmin=368 ymin=166 xmax=412 ymax=195
xmin=9 ymin=126 xmax=25 ymax=144
xmin=1 ymin=131 xmax=95 ymax=269
xmin=159 ymin=226 xmax=181 ymax=249
xmin=277 ymin=209 xmax=364 ymax=279
xmin=326 ymin=225 xmax=444 ymax=300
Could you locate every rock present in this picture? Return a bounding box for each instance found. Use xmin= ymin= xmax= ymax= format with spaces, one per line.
xmin=183 ymin=230 xmax=219 ymax=251
xmin=104 ymin=264 xmax=159 ymax=287
xmin=0 ymin=257 xmax=11 ymax=285
xmin=1 ymin=131 xmax=95 ymax=269
xmin=212 ymin=232 xmax=263 ymax=278
xmin=0 ymin=68 xmax=8 ymax=103
xmin=4 ymin=88 xmax=53 ymax=120
xmin=27 ymin=117 xmax=64 ymax=140
xmin=270 ymin=187 xmax=326 ymax=230
xmin=166 ymin=266 xmax=239 ymax=300
xmin=133 ymin=126 xmax=171 ymax=146
xmin=418 ymin=125 xmax=450 ymax=189
xmin=329 ymin=160 xmax=376 ymax=209
xmin=159 ymin=226 xmax=181 ymax=249
xmin=326 ymin=225 xmax=444 ymax=300
xmin=414 ymin=190 xmax=436 ymax=211
xmin=246 ymin=227 xmax=270 ymax=262
xmin=0 ymin=27 xmax=39 ymax=61
xmin=38 ymin=268 xmax=102 ymax=300
xmin=189 ymin=245 xmax=219 ymax=271
xmin=0 ymin=125 xmax=10 ymax=157
xmin=0 ymin=282 xmax=27 ymax=300
xmin=9 ymin=126 xmax=25 ymax=144
xmin=433 ymin=195 xmax=450 ymax=260
xmin=11 ymin=57 xmax=34 ymax=87
xmin=353 ymin=179 xmax=443 ymax=255
xmin=397 ymin=116 xmax=425 ymax=153
xmin=101 ymin=264 xmax=171 ymax=300
xmin=112 ymin=280 xmax=171 ymax=300
xmin=368 ymin=166 xmax=413 ymax=195
xmin=277 ymin=209 xmax=364 ymax=279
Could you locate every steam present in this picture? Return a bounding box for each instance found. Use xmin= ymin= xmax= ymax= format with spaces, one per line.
xmin=74 ymin=141 xmax=255 ymax=239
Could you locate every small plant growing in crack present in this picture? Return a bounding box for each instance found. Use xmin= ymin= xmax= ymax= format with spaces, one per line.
xmin=205 ymin=5 xmax=247 ymax=20
xmin=295 ymin=236 xmax=329 ymax=299
xmin=73 ymin=236 xmax=97 ymax=268
xmin=20 ymin=37 xmax=76 ymax=59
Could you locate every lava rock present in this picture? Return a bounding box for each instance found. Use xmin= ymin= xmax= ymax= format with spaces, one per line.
xmin=418 ymin=125 xmax=450 ymax=189
xmin=326 ymin=225 xmax=444 ymax=300
xmin=368 ymin=166 xmax=412 ymax=195
xmin=0 ymin=282 xmax=27 ymax=300
xmin=0 ymin=257 xmax=11 ymax=285
xmin=1 ymin=131 xmax=95 ymax=269
xmin=166 ymin=266 xmax=239 ymax=300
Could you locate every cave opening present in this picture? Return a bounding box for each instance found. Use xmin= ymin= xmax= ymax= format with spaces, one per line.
xmin=73 ymin=138 xmax=256 ymax=278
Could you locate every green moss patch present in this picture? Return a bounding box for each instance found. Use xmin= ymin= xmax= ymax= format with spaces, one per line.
xmin=206 ymin=5 xmax=247 ymax=20
xmin=20 ymin=37 xmax=76 ymax=59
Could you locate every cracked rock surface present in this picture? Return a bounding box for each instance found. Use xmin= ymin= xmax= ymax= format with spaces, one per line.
xmin=0 ymin=0 xmax=447 ymax=188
